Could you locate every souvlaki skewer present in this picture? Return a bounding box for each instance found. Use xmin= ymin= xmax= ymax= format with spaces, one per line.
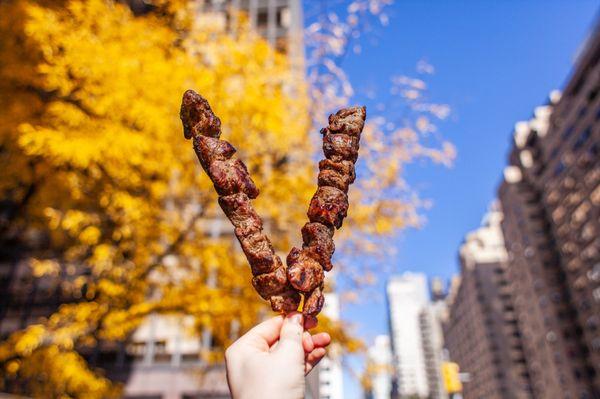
xmin=180 ymin=90 xmax=366 ymax=316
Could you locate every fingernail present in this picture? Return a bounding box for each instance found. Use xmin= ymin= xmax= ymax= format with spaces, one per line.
xmin=290 ymin=313 xmax=303 ymax=325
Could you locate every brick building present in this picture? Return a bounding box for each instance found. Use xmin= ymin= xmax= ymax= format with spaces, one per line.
xmin=498 ymin=22 xmax=600 ymax=398
xmin=444 ymin=208 xmax=531 ymax=399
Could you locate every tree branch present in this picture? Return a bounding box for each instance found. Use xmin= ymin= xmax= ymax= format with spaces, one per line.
xmin=20 ymin=84 xmax=100 ymax=118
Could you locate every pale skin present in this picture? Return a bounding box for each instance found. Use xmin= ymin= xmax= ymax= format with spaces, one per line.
xmin=225 ymin=312 xmax=331 ymax=399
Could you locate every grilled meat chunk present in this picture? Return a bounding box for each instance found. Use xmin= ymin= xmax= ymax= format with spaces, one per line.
xmin=307 ymin=186 xmax=349 ymax=229
xmin=327 ymin=105 xmax=367 ymax=137
xmin=286 ymin=247 xmax=324 ymax=293
xmin=322 ymin=133 xmax=359 ymax=163
xmin=193 ymin=135 xmax=236 ymax=170
xmin=236 ymin=228 xmax=276 ymax=275
xmin=270 ymin=290 xmax=301 ymax=313
xmin=251 ymin=263 xmax=288 ymax=299
xmin=301 ymin=222 xmax=335 ymax=271
xmin=218 ymin=193 xmax=262 ymax=235
xmin=303 ymin=285 xmax=325 ymax=316
xmin=208 ymin=159 xmax=259 ymax=198
xmin=181 ymin=89 xmax=221 ymax=139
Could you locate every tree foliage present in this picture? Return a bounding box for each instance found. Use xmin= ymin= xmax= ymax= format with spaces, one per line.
xmin=0 ymin=0 xmax=316 ymax=396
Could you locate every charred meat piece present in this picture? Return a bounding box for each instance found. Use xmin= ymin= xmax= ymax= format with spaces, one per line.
xmin=327 ymin=105 xmax=367 ymax=137
xmin=322 ymin=133 xmax=359 ymax=163
xmin=181 ymin=89 xmax=221 ymax=139
xmin=319 ymin=159 xmax=355 ymax=184
xmin=208 ymin=159 xmax=259 ymax=198
xmin=252 ymin=263 xmax=288 ymax=299
xmin=270 ymin=290 xmax=301 ymax=313
xmin=318 ymin=167 xmax=355 ymax=193
xmin=307 ymin=186 xmax=349 ymax=229
xmin=286 ymin=247 xmax=324 ymax=293
xmin=301 ymin=222 xmax=334 ymax=244
xmin=235 ymin=228 xmax=276 ymax=275
xmin=218 ymin=193 xmax=262 ymax=236
xmin=301 ymin=222 xmax=335 ymax=271
xmin=303 ymin=285 xmax=325 ymax=316
xmin=318 ymin=159 xmax=356 ymax=192
xmin=219 ymin=194 xmax=274 ymax=274
xmin=193 ymin=135 xmax=236 ymax=170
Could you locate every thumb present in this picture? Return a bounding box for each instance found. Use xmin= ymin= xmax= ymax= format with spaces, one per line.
xmin=275 ymin=312 xmax=304 ymax=356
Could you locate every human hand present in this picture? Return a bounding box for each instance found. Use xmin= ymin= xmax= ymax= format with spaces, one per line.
xmin=225 ymin=312 xmax=331 ymax=399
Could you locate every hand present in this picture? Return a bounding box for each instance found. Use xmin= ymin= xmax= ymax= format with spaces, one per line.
xmin=225 ymin=312 xmax=331 ymax=399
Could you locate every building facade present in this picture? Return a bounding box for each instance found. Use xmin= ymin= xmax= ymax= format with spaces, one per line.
xmin=497 ymin=23 xmax=600 ymax=398
xmin=306 ymin=291 xmax=344 ymax=399
xmin=444 ymin=208 xmax=532 ymax=399
xmin=197 ymin=0 xmax=304 ymax=70
xmin=365 ymin=335 xmax=393 ymax=399
xmin=535 ymin=23 xmax=600 ymax=393
xmin=420 ymin=300 xmax=448 ymax=399
xmin=387 ymin=272 xmax=430 ymax=398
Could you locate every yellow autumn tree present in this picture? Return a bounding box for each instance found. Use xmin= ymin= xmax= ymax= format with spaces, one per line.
xmin=0 ymin=0 xmax=453 ymax=397
xmin=0 ymin=0 xmax=315 ymax=396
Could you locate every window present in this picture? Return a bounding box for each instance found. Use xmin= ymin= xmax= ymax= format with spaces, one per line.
xmin=590 ymin=186 xmax=600 ymax=208
xmin=181 ymin=353 xmax=200 ymax=364
xmin=572 ymin=201 xmax=591 ymax=223
xmin=127 ymin=342 xmax=147 ymax=358
xmin=257 ymin=10 xmax=268 ymax=26
xmin=562 ymin=125 xmax=575 ymax=140
xmin=154 ymin=340 xmax=167 ymax=354
xmin=588 ymin=263 xmax=600 ymax=282
xmin=573 ymin=127 xmax=592 ymax=151
xmin=553 ymin=162 xmax=566 ymax=177
xmin=277 ymin=7 xmax=289 ymax=28
xmin=589 ymin=142 xmax=600 ymax=160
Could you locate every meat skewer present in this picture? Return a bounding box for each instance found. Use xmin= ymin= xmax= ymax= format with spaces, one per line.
xmin=287 ymin=106 xmax=366 ymax=317
xmin=180 ymin=90 xmax=300 ymax=313
xmin=180 ymin=89 xmax=366 ymax=318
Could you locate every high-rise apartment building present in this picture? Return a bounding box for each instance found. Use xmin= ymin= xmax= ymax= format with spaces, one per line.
xmin=197 ymin=0 xmax=304 ymax=68
xmin=128 ymin=0 xmax=304 ymax=59
xmin=421 ymin=298 xmax=449 ymax=399
xmin=387 ymin=272 xmax=430 ymax=398
xmin=387 ymin=272 xmax=448 ymax=399
xmin=306 ymin=291 xmax=344 ymax=399
xmin=498 ymin=22 xmax=600 ymax=398
xmin=444 ymin=208 xmax=532 ymax=399
xmin=364 ymin=335 xmax=393 ymax=399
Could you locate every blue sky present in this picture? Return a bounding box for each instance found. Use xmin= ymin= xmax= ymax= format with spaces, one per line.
xmin=304 ymin=1 xmax=599 ymax=397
